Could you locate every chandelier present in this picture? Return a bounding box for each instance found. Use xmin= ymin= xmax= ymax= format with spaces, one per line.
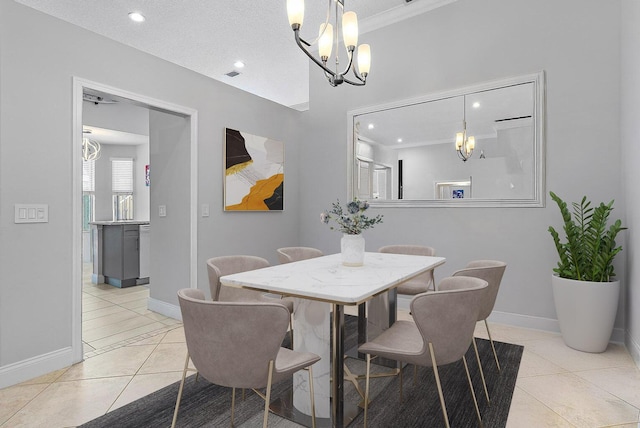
xmin=455 ymin=95 xmax=475 ymax=162
xmin=82 ymin=130 xmax=101 ymax=161
xmin=287 ymin=0 xmax=371 ymax=87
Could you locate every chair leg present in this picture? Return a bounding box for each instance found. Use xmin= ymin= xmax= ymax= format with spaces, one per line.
xmin=364 ymin=354 xmax=371 ymax=428
xmin=429 ymin=343 xmax=450 ymax=428
xmin=485 ymin=319 xmax=501 ymax=372
xmin=289 ymin=316 xmax=294 ymax=349
xmin=472 ymin=338 xmax=490 ymax=405
xmin=399 ymin=363 xmax=403 ymax=402
xmin=263 ymin=360 xmax=275 ymax=428
xmin=308 ymin=366 xmax=317 ymax=428
xmin=462 ymin=355 xmax=483 ymax=427
xmin=171 ymin=352 xmax=190 ymax=428
xmin=413 ymin=364 xmax=417 ymax=385
xmin=231 ymin=388 xmax=236 ymax=427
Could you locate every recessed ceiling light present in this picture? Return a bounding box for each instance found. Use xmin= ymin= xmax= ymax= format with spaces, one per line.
xmin=234 ymin=61 xmax=245 ymax=69
xmin=472 ymin=102 xmax=480 ymax=108
xmin=368 ymin=124 xmax=374 ymax=130
xmin=397 ymin=138 xmax=403 ymax=143
xmin=128 ymin=12 xmax=146 ymax=22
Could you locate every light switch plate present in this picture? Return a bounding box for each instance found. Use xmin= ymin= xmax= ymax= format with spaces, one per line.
xmin=158 ymin=205 xmax=167 ymax=217
xmin=15 ymin=204 xmax=48 ymax=223
xmin=202 ymin=204 xmax=210 ymax=217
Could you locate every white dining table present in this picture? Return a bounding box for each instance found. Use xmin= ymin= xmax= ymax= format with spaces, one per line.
xmin=220 ymin=252 xmax=446 ymax=428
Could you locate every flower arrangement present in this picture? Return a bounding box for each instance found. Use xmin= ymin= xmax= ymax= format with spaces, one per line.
xmin=321 ymin=198 xmax=383 ymax=235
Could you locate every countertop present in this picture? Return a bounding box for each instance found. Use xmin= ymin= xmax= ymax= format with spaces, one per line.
xmin=90 ymin=221 xmax=150 ymax=226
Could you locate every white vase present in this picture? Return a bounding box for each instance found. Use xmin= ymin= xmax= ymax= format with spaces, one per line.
xmin=341 ymin=233 xmax=365 ymax=266
xmin=551 ymin=274 xmax=620 ymax=353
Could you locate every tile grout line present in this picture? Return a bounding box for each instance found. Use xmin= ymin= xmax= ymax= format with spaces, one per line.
xmin=103 ymin=330 xmax=171 ymax=414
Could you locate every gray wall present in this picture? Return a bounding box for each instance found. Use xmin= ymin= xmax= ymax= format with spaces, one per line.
xmin=299 ymin=0 xmax=625 ymax=330
xmin=621 ymin=0 xmax=640 ymax=363
xmin=0 ymin=0 xmax=303 ymax=379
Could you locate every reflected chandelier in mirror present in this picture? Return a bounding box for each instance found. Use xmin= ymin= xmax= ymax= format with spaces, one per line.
xmin=347 ymin=72 xmax=546 ymax=208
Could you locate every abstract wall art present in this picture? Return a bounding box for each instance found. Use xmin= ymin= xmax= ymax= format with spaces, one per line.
xmin=224 ymin=128 xmax=284 ymax=211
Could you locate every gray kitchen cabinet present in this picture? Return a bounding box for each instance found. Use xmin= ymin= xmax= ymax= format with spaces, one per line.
xmin=92 ymin=221 xmax=149 ymax=288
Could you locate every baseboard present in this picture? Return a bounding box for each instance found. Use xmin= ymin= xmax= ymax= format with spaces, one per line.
xmin=0 ymin=347 xmax=74 ymax=389
xmin=488 ymin=310 xmax=625 ymax=344
xmin=397 ymin=296 xmax=627 ymax=346
xmin=626 ymin=331 xmax=640 ymax=369
xmin=147 ymin=297 xmax=182 ymax=321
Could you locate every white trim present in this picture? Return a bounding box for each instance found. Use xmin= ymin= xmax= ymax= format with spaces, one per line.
xmin=398 ymin=295 xmax=627 ymax=346
xmin=360 ymin=0 xmax=457 ymax=35
xmin=0 ymin=347 xmax=73 ymax=389
xmin=488 ymin=310 xmax=625 ymax=344
xmin=147 ymin=298 xmax=182 ymax=321
xmin=626 ymin=331 xmax=640 ymax=368
xmin=72 ymin=77 xmax=198 ymax=366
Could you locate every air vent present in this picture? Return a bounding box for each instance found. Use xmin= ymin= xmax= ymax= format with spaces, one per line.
xmin=225 ymin=71 xmax=240 ymax=77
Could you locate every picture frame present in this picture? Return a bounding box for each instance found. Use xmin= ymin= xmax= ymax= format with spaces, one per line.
xmin=224 ymin=128 xmax=284 ymax=211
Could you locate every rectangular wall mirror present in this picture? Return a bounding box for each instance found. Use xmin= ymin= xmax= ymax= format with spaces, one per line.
xmin=347 ymin=72 xmax=546 ymax=207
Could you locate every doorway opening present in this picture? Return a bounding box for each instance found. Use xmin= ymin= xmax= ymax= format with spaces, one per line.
xmin=72 ymin=78 xmax=198 ymax=363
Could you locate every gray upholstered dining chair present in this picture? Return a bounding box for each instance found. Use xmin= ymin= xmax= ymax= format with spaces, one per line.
xmin=452 ymin=260 xmax=507 ymax=399
xmin=172 ymin=288 xmax=321 ymax=428
xmin=378 ymin=245 xmax=437 ymax=294
xmin=276 ymin=247 xmax=324 ymax=264
xmin=453 ymin=260 xmax=506 ymax=369
xmin=358 ymin=276 xmax=488 ymax=428
xmin=207 ymin=255 xmax=294 ymax=345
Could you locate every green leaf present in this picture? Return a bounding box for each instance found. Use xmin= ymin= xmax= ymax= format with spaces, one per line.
xmin=548 ymin=192 xmax=626 ymax=282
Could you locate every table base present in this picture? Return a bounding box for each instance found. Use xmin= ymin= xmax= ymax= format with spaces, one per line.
xmin=270 ymin=390 xmax=361 ymax=428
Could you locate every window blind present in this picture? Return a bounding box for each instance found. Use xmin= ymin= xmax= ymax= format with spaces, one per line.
xmin=112 ymin=158 xmax=134 ymax=193
xmin=82 ymin=159 xmax=95 ymax=192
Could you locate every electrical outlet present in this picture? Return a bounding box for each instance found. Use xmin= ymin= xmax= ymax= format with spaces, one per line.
xmin=159 ymin=205 xmax=167 ymax=217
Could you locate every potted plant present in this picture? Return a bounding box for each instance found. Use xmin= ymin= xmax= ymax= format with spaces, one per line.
xmin=548 ymin=191 xmax=625 ymax=352
xmin=321 ymin=198 xmax=383 ymax=266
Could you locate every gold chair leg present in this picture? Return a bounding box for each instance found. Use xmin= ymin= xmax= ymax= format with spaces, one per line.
xmin=472 ymin=338 xmax=490 ymax=405
xmin=289 ymin=316 xmax=294 ymax=349
xmin=308 ymin=366 xmax=317 ymax=428
xmin=463 ymin=355 xmax=483 ymax=427
xmin=263 ymin=360 xmax=274 ymax=428
xmin=364 ymin=354 xmax=371 ymax=428
xmin=231 ymin=387 xmax=236 ymax=427
xmin=171 ymin=352 xmax=191 ymax=428
xmin=399 ymin=363 xmax=403 ymax=402
xmin=485 ymin=319 xmax=501 ymax=372
xmin=429 ymin=343 xmax=450 ymax=428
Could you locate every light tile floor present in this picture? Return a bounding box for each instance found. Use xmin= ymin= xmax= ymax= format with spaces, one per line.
xmin=1 ymin=292 xmax=639 ymax=427
xmin=81 ymin=264 xmax=181 ymax=359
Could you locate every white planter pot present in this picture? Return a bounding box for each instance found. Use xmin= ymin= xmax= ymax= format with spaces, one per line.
xmin=341 ymin=233 xmax=365 ymax=266
xmin=551 ymin=274 xmax=619 ymax=353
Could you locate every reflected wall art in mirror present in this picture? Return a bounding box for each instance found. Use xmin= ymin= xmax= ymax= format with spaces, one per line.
xmin=347 ymin=72 xmax=546 ymax=207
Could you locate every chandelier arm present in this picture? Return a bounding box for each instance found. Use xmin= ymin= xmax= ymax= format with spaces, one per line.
xmin=335 ymin=48 xmax=355 ymax=79
xmin=345 ymin=66 xmax=366 ymax=85
xmin=294 ymin=30 xmax=338 ymax=78
xmin=341 ymin=75 xmax=366 ymax=86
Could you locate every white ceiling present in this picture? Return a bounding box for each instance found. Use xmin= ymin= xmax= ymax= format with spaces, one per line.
xmin=15 ymin=0 xmax=455 ymax=109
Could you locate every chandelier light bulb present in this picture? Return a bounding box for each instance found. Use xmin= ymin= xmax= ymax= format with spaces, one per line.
xmin=342 ymin=11 xmax=358 ymax=49
xmin=287 ymin=0 xmax=304 ymax=27
xmin=318 ymin=23 xmax=333 ymax=61
xmin=357 ymin=44 xmax=371 ymax=76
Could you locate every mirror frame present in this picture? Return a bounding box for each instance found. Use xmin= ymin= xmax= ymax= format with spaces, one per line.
xmin=347 ymin=71 xmax=546 ymax=208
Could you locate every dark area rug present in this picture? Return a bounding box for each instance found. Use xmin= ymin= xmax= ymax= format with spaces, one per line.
xmin=80 ymin=316 xmax=522 ymax=427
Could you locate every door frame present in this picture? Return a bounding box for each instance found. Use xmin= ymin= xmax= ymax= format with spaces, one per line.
xmin=71 ymin=77 xmax=198 ymax=363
